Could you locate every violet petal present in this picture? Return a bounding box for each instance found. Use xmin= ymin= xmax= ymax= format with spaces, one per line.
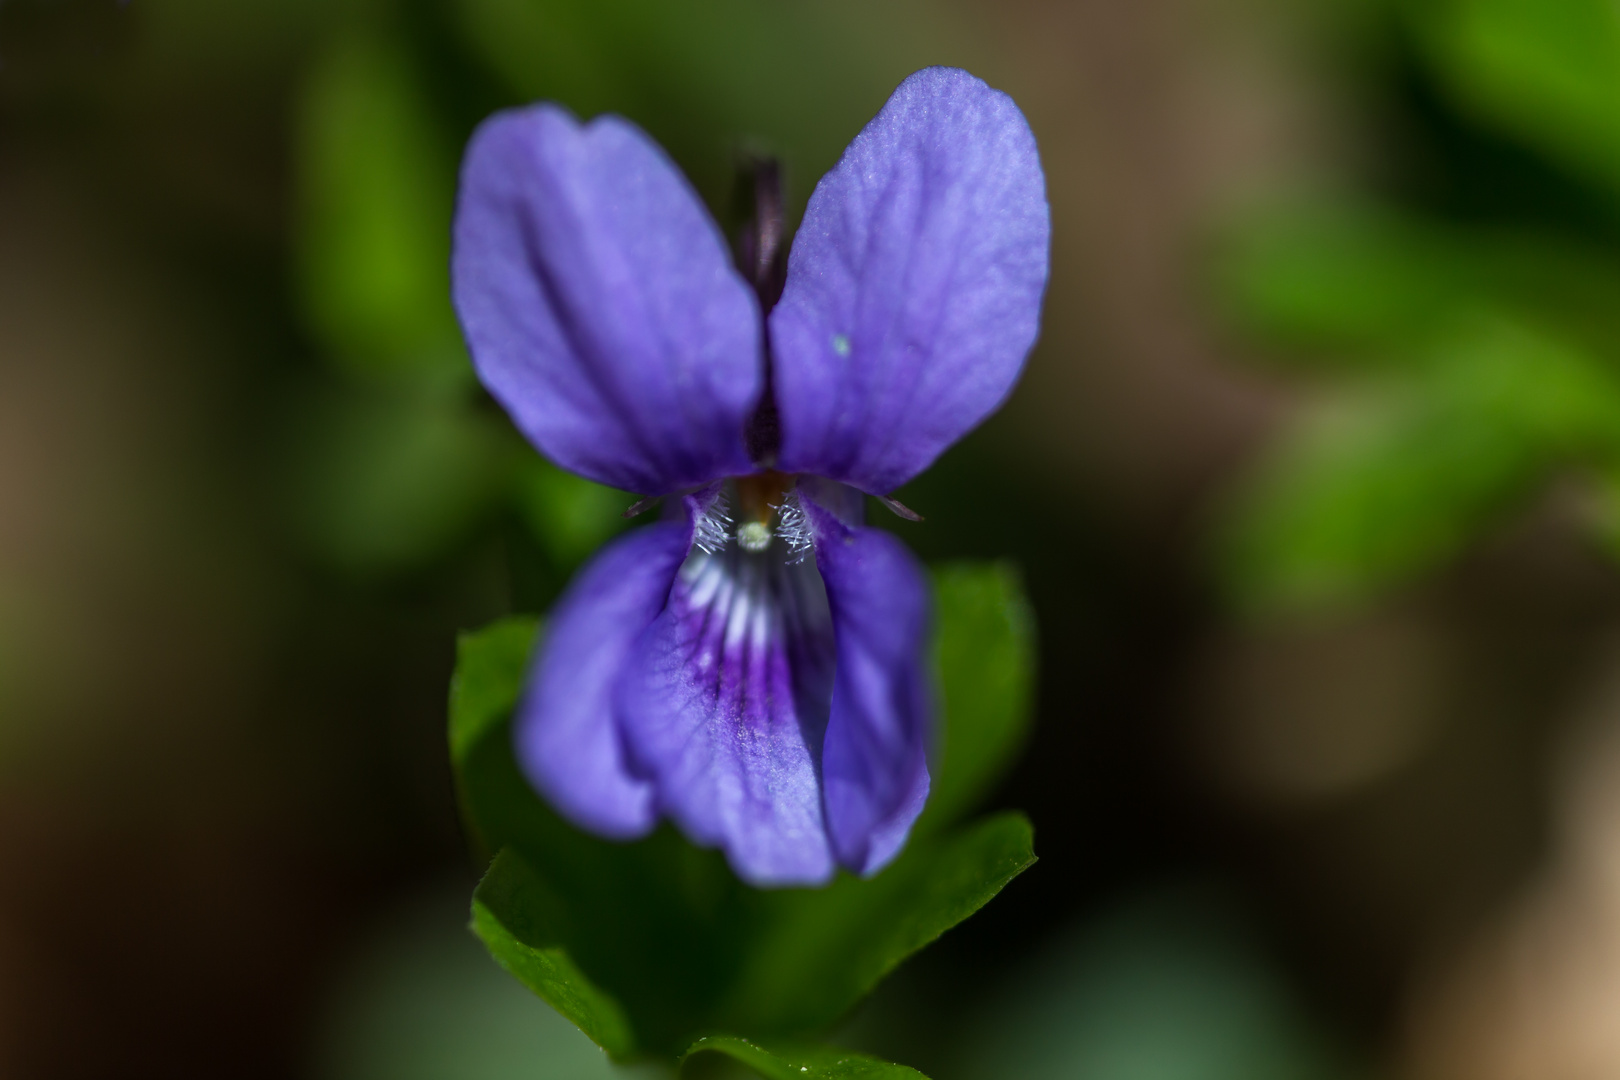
xmin=802 ymin=488 xmax=933 ymax=876
xmin=770 ymin=67 xmax=1050 ymax=494
xmin=616 ymin=539 xmax=838 ymax=886
xmin=513 ymin=520 xmax=690 ymax=838
xmin=453 ymin=104 xmax=760 ymax=495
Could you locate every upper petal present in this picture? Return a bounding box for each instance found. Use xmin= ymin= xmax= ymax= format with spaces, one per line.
xmin=513 ymin=520 xmax=690 ymax=838
xmin=616 ymin=531 xmax=838 ymax=886
xmin=453 ymin=104 xmax=760 ymax=495
xmin=801 ymin=489 xmax=933 ymax=876
xmin=770 ymin=67 xmax=1050 ymax=493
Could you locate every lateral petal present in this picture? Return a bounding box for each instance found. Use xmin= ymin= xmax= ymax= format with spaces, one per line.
xmin=801 ymin=489 xmax=933 ymax=876
xmin=453 ymin=104 xmax=760 ymax=495
xmin=513 ymin=521 xmax=690 ymax=838
xmin=770 ymin=67 xmax=1050 ymax=493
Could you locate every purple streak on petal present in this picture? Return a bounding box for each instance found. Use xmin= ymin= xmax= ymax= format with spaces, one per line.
xmin=801 ymin=489 xmax=933 ymax=876
xmin=514 ymin=520 xmax=692 ymax=838
xmin=453 ymin=104 xmax=760 ymax=495
xmin=770 ymin=67 xmax=1050 ymax=494
xmin=617 ymin=536 xmax=838 ymax=886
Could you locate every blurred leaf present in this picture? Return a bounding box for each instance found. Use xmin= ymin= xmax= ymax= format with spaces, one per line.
xmin=287 ymin=389 xmax=513 ymax=576
xmin=452 ymin=0 xmax=631 ymax=121
xmin=1219 ymin=317 xmax=1620 ymax=610
xmin=516 ymin=459 xmax=635 ymax=569
xmin=1217 ymin=203 xmax=1620 ymax=360
xmin=720 ymin=813 xmax=1035 ymax=1035
xmin=1217 ymin=206 xmax=1478 ymax=353
xmin=472 ymin=849 xmax=639 ymax=1059
xmin=449 ymin=615 xmax=539 ymax=775
xmin=681 ymin=1036 xmax=927 ymax=1079
xmin=449 ymin=568 xmax=1036 ymax=1059
xmin=916 ymin=563 xmax=1035 ymax=832
xmin=450 ymin=0 xmax=961 ymax=215
xmin=1410 ymin=0 xmax=1620 ymax=197
xmin=296 ymin=31 xmax=467 ymax=384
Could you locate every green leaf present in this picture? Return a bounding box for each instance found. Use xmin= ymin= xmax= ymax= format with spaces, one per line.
xmin=514 ymin=459 xmax=634 ymax=569
xmin=1216 ymin=203 xmax=1620 ymax=361
xmin=284 ymin=389 xmax=513 ymax=577
xmin=295 ymin=32 xmax=467 ymax=385
xmin=471 ymin=849 xmax=638 ymax=1059
xmin=449 ymin=615 xmax=540 ymax=768
xmin=720 ymin=813 xmax=1036 ymax=1035
xmin=1218 ymin=317 xmax=1620 ymax=610
xmin=449 ymin=613 xmax=550 ymax=861
xmin=920 ymin=563 xmax=1036 ymax=832
xmin=1216 ymin=206 xmax=1479 ymax=353
xmin=451 ymin=0 xmax=961 ymax=219
xmin=1410 ymin=0 xmax=1620 ymax=197
xmin=681 ymin=1036 xmax=927 ymax=1079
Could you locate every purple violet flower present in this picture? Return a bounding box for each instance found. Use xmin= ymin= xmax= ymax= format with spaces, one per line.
xmin=452 ymin=67 xmax=1049 ymax=886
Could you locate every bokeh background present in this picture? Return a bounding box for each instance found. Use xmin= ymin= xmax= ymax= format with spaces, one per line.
xmin=5 ymin=0 xmax=1620 ymax=1076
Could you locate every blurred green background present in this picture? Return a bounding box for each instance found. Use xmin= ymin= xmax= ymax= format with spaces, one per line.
xmin=5 ymin=0 xmax=1620 ymax=1076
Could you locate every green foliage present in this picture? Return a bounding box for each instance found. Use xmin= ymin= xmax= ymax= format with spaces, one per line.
xmin=448 ymin=614 xmax=541 ymax=768
xmin=1213 ymin=0 xmax=1620 ymax=611
xmin=1218 ymin=204 xmax=1620 ymax=362
xmin=514 ymin=460 xmax=635 ymax=569
xmin=1216 ymin=206 xmax=1620 ymax=610
xmin=448 ymin=562 xmax=1038 ymax=1069
xmin=283 ymin=389 xmax=514 ymax=576
xmin=715 ymin=813 xmax=1035 ymax=1035
xmin=449 ymin=0 xmax=960 ymax=215
xmin=287 ymin=18 xmax=528 ymax=579
xmin=918 ymin=563 xmax=1035 ymax=831
xmin=471 ymin=850 xmax=639 ymax=1058
xmin=1219 ymin=317 xmax=1620 ymax=609
xmin=1409 ymin=0 xmax=1620 ymax=197
xmin=295 ymin=31 xmax=468 ymax=385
